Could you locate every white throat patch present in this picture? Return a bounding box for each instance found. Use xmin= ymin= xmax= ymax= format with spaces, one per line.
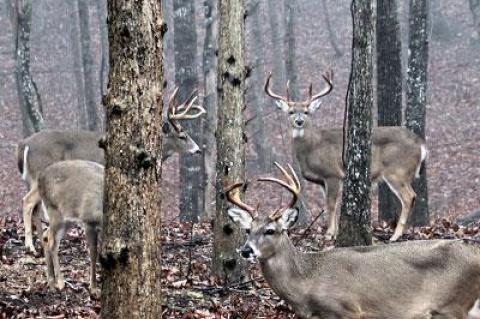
xmin=292 ymin=128 xmax=304 ymax=138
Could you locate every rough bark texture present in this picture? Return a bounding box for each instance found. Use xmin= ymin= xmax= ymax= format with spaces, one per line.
xmin=101 ymin=1 xmax=164 ymax=318
xmin=95 ymin=0 xmax=109 ymax=100
xmin=470 ymin=0 xmax=480 ymax=41
xmin=337 ymin=0 xmax=374 ymax=247
xmin=376 ymin=0 xmax=402 ymax=223
xmin=406 ymin=0 xmax=429 ymax=226
xmin=202 ymin=0 xmax=217 ymax=217
xmin=213 ymin=0 xmax=247 ymax=282
xmin=15 ymin=0 xmax=44 ymax=133
xmin=173 ymin=0 xmax=204 ymax=221
xmin=322 ymin=0 xmax=343 ymax=57
xmin=78 ymin=0 xmax=98 ymax=130
xmin=247 ymin=0 xmax=269 ymax=172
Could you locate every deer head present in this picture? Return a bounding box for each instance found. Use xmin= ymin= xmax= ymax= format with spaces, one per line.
xmin=265 ymin=70 xmax=333 ymax=138
xmin=162 ymin=87 xmax=206 ymax=159
xmin=226 ymin=163 xmax=301 ymax=261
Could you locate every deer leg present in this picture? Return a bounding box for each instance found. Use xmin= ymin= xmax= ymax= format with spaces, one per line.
xmin=42 ymin=227 xmax=55 ymax=289
xmin=85 ymin=224 xmax=100 ymax=298
xmin=324 ymin=178 xmax=341 ymax=240
xmin=47 ymin=222 xmax=66 ymax=290
xmin=22 ymin=185 xmax=40 ymax=253
xmin=384 ymin=178 xmax=416 ymax=241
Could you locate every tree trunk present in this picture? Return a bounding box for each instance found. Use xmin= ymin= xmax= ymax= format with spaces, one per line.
xmin=376 ymin=0 xmax=402 ymax=223
xmin=68 ymin=0 xmax=87 ymax=129
xmin=469 ymin=0 xmax=480 ymax=41
xmin=202 ymin=0 xmax=217 ymax=217
xmin=406 ymin=0 xmax=429 ymax=226
xmin=95 ymin=0 xmax=109 ymax=101
xmin=247 ymin=0 xmax=269 ymax=172
xmin=337 ymin=0 xmax=374 ymax=247
xmin=322 ymin=0 xmax=343 ymax=57
xmin=267 ymin=0 xmax=286 ymax=88
xmin=78 ymin=0 xmax=98 ymax=131
xmin=173 ymin=0 xmax=204 ymax=222
xmin=213 ymin=0 xmax=247 ymax=282
xmin=15 ymin=0 xmax=44 ymax=133
xmin=100 ymin=1 xmax=164 ymax=317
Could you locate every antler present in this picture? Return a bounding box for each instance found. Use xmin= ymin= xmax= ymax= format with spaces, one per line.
xmin=224 ymin=182 xmax=257 ymax=217
xmin=309 ymin=69 xmax=334 ymax=101
xmin=258 ymin=162 xmax=301 ymax=220
xmin=265 ymin=73 xmax=289 ymax=103
xmin=168 ymin=88 xmax=206 ymax=121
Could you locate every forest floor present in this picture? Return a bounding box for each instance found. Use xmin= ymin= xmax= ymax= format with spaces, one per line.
xmin=2 ymin=213 xmax=480 ymax=318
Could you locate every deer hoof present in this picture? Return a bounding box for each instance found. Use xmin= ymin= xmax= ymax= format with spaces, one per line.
xmin=90 ymin=287 xmax=101 ymax=299
xmin=55 ymin=279 xmax=65 ymax=290
xmin=389 ymin=233 xmax=401 ymax=242
xmin=325 ymin=229 xmax=337 ymax=241
xmin=26 ymin=244 xmax=37 ymax=255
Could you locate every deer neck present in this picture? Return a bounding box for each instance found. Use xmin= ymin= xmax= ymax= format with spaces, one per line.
xmin=260 ymin=234 xmax=309 ymax=306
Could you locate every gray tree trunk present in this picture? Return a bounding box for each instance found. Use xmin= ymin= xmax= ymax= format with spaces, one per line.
xmin=173 ymin=0 xmax=204 ymax=222
xmin=406 ymin=0 xmax=429 ymax=226
xmin=337 ymin=0 xmax=374 ymax=247
xmin=469 ymin=0 xmax=480 ymax=41
xmin=322 ymin=0 xmax=343 ymax=57
xmin=95 ymin=0 xmax=109 ymax=100
xmin=100 ymin=0 xmax=164 ymax=317
xmin=202 ymin=0 xmax=217 ymax=217
xmin=213 ymin=0 xmax=247 ymax=283
xmin=15 ymin=0 xmax=44 ymax=133
xmin=376 ymin=0 xmax=402 ymax=223
xmin=247 ymin=0 xmax=269 ymax=172
xmin=267 ymin=0 xmax=286 ymax=88
xmin=78 ymin=0 xmax=98 ymax=131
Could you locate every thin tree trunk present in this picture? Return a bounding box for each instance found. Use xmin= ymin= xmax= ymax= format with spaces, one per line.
xmin=100 ymin=0 xmax=164 ymax=317
xmin=469 ymin=0 xmax=480 ymax=41
xmin=15 ymin=0 xmax=44 ymax=133
xmin=95 ymin=0 xmax=109 ymax=100
xmin=202 ymin=0 xmax=217 ymax=217
xmin=213 ymin=0 xmax=247 ymax=282
xmin=173 ymin=0 xmax=204 ymax=222
xmin=267 ymin=0 xmax=286 ymax=89
xmin=322 ymin=0 xmax=343 ymax=57
xmin=337 ymin=0 xmax=374 ymax=247
xmin=78 ymin=0 xmax=98 ymax=131
xmin=406 ymin=0 xmax=429 ymax=226
xmin=376 ymin=0 xmax=402 ymax=223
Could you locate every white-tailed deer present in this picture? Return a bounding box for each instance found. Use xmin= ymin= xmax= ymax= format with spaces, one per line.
xmin=265 ymin=71 xmax=427 ymax=241
xmin=227 ymin=163 xmax=480 ymax=319
xmin=16 ymin=88 xmax=205 ymax=253
xmin=38 ymin=160 xmax=103 ymax=297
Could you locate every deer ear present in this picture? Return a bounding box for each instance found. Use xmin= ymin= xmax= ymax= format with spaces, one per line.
xmin=275 ymin=100 xmax=290 ymax=113
xmin=280 ymin=208 xmax=299 ymax=230
xmin=308 ymin=99 xmax=322 ymax=113
xmin=227 ymin=208 xmax=253 ymax=229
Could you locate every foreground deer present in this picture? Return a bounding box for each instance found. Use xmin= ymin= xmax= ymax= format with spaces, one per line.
xmin=38 ymin=160 xmax=103 ymax=297
xmin=265 ymin=71 xmax=427 ymax=241
xmin=227 ymin=163 xmax=480 ymax=319
xmin=16 ymin=87 xmax=205 ymax=253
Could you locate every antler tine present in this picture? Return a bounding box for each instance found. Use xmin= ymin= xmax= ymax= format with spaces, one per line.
xmin=168 ymin=87 xmax=180 ymax=115
xmin=169 ymin=89 xmax=207 ymax=120
xmin=265 ymin=73 xmax=289 ymax=102
xmin=286 ymin=80 xmax=291 ymax=101
xmin=224 ymin=182 xmax=256 ymax=216
xmin=311 ymin=70 xmax=334 ymax=100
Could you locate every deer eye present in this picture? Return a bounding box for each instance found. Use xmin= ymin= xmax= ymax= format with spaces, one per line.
xmin=288 ymin=110 xmax=294 ymax=115
xmin=179 ymin=133 xmax=187 ymax=140
xmin=264 ymin=229 xmax=275 ymax=236
xmin=245 ymin=229 xmax=251 ymax=235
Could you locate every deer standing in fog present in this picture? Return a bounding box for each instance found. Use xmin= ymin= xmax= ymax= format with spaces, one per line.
xmin=265 ymin=71 xmax=427 ymax=241
xmin=16 ymin=88 xmax=205 ymax=253
xmin=227 ymin=163 xmax=480 ymax=319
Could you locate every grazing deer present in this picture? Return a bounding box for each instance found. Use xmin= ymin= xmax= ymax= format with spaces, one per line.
xmin=16 ymin=87 xmax=206 ymax=253
xmin=227 ymin=163 xmax=480 ymax=319
xmin=265 ymin=71 xmax=427 ymax=241
xmin=38 ymin=160 xmax=103 ymax=297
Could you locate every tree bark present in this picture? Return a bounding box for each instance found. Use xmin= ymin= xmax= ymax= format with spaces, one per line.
xmin=267 ymin=0 xmax=286 ymax=89
xmin=173 ymin=0 xmax=204 ymax=222
xmin=322 ymin=0 xmax=343 ymax=57
xmin=213 ymin=0 xmax=247 ymax=282
xmin=78 ymin=0 xmax=98 ymax=131
xmin=337 ymin=0 xmax=374 ymax=247
xmin=95 ymin=0 xmax=109 ymax=100
xmin=15 ymin=0 xmax=44 ymax=133
xmin=376 ymin=0 xmax=402 ymax=223
xmin=100 ymin=1 xmax=164 ymax=317
xmin=406 ymin=0 xmax=429 ymax=226
xmin=202 ymin=0 xmax=218 ymax=217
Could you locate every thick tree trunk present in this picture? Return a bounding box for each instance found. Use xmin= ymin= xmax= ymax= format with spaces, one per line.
xmin=247 ymin=0 xmax=269 ymax=172
xmin=100 ymin=1 xmax=164 ymax=317
xmin=202 ymin=0 xmax=217 ymax=217
xmin=15 ymin=0 xmax=44 ymax=133
xmin=173 ymin=0 xmax=204 ymax=222
xmin=376 ymin=0 xmax=402 ymax=223
xmin=95 ymin=0 xmax=109 ymax=100
xmin=406 ymin=0 xmax=429 ymax=226
xmin=213 ymin=0 xmax=247 ymax=282
xmin=78 ymin=0 xmax=98 ymax=130
xmin=337 ymin=0 xmax=374 ymax=247
xmin=267 ymin=0 xmax=286 ymax=88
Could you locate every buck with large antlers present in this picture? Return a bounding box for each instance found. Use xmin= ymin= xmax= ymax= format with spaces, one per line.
xmin=16 ymin=88 xmax=206 ymax=253
xmin=227 ymin=163 xmax=480 ymax=319
xmin=265 ymin=71 xmax=427 ymax=241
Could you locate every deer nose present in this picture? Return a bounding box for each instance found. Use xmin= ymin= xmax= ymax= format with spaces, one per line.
xmin=240 ymin=246 xmax=254 ymax=258
xmin=194 ymin=149 xmax=201 ymax=154
xmin=295 ymin=118 xmax=305 ymax=127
